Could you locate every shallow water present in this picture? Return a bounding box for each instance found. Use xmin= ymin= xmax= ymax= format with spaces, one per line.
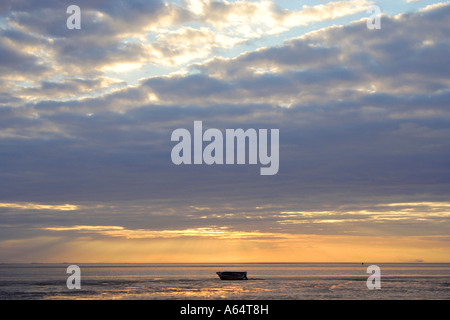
xmin=1 ymin=263 xmax=449 ymax=299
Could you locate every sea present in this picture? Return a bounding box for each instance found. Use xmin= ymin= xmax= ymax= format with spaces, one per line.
xmin=0 ymin=263 xmax=449 ymax=300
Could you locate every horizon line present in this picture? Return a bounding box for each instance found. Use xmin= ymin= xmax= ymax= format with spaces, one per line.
xmin=2 ymin=261 xmax=449 ymax=265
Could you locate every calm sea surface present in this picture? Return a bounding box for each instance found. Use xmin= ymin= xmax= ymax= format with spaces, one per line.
xmin=0 ymin=263 xmax=449 ymax=300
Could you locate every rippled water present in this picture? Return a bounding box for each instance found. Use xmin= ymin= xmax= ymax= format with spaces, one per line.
xmin=0 ymin=263 xmax=449 ymax=299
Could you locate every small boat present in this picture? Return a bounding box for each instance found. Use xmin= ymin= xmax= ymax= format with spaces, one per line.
xmin=216 ymin=271 xmax=248 ymax=280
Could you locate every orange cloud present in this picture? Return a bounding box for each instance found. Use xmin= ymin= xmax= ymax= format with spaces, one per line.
xmin=42 ymin=225 xmax=287 ymax=240
xmin=0 ymin=202 xmax=79 ymax=211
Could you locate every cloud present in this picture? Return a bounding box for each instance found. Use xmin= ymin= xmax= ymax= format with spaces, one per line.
xmin=0 ymin=0 xmax=190 ymax=84
xmin=191 ymin=0 xmax=372 ymax=32
xmin=0 ymin=0 xmax=375 ymax=97
xmin=42 ymin=225 xmax=286 ymax=240
xmin=0 ymin=202 xmax=78 ymax=211
xmin=149 ymin=26 xmax=246 ymax=66
xmin=16 ymin=77 xmax=126 ymax=101
xmin=1 ymin=1 xmax=450 ymax=262
xmin=0 ymin=34 xmax=48 ymax=78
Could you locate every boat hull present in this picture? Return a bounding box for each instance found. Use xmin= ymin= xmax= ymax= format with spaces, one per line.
xmin=216 ymin=271 xmax=248 ymax=280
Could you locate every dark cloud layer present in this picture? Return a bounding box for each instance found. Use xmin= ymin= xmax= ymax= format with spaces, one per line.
xmin=1 ymin=4 xmax=449 ymax=202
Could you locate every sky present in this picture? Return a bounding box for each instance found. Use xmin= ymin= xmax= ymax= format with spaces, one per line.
xmin=0 ymin=0 xmax=449 ymax=263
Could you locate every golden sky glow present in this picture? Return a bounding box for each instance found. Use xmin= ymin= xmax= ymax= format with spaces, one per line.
xmin=1 ymin=233 xmax=448 ymax=263
xmin=0 ymin=200 xmax=449 ymax=262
